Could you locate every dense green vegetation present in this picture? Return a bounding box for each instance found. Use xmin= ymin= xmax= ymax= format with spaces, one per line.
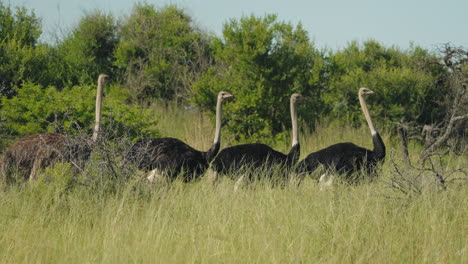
xmin=115 ymin=4 xmax=211 ymax=102
xmin=324 ymin=41 xmax=445 ymax=125
xmin=194 ymin=14 xmax=324 ymax=143
xmin=1 ymin=2 xmax=462 ymax=147
xmin=1 ymin=82 xmax=158 ymax=141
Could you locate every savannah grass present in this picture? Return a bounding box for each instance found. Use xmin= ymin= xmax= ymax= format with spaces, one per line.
xmin=0 ymin=105 xmax=466 ymax=263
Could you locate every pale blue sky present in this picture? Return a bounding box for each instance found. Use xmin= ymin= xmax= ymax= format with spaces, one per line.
xmin=9 ymin=0 xmax=468 ymax=50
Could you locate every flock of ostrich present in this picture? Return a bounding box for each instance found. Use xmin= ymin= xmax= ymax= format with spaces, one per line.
xmin=0 ymin=74 xmax=386 ymax=189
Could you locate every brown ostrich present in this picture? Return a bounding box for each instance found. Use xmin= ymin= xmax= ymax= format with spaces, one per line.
xmin=0 ymin=74 xmax=109 ymax=182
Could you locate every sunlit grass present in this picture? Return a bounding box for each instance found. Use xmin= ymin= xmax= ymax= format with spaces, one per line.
xmin=0 ymin=175 xmax=466 ymax=263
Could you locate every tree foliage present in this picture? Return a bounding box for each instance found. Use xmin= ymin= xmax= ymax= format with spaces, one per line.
xmin=324 ymin=40 xmax=445 ymax=127
xmin=0 ymin=3 xmax=48 ymax=97
xmin=0 ymin=81 xmax=158 ymax=149
xmin=115 ymin=3 xmax=212 ymax=102
xmin=193 ymin=14 xmax=324 ymax=143
xmin=53 ymin=11 xmax=119 ymax=87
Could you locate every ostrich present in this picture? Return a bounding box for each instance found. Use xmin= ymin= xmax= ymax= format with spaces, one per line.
xmin=0 ymin=74 xmax=109 ymax=182
xmin=125 ymin=91 xmax=233 ymax=183
xmin=296 ymin=87 xmax=386 ymax=186
xmin=208 ymin=93 xmax=303 ymax=190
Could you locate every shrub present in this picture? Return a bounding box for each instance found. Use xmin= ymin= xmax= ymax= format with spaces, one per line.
xmin=115 ymin=3 xmax=212 ymax=102
xmin=0 ymin=82 xmax=158 ymax=149
xmin=0 ymin=3 xmax=49 ymax=97
xmin=54 ymin=11 xmax=119 ymax=87
xmin=193 ymin=14 xmax=324 ymax=144
xmin=324 ymin=40 xmax=444 ymax=127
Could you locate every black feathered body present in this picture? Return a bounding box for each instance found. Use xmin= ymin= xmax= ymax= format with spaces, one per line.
xmin=211 ymin=143 xmax=300 ymax=178
xmin=126 ymin=137 xmax=218 ymax=182
xmin=297 ymin=134 xmax=385 ymax=182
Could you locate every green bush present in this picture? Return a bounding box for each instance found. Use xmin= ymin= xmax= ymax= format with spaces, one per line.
xmin=0 ymin=3 xmax=50 ymax=97
xmin=115 ymin=3 xmax=212 ymax=102
xmin=0 ymin=5 xmax=120 ymax=99
xmin=0 ymin=82 xmax=159 ymax=148
xmin=193 ymin=14 xmax=324 ymax=144
xmin=324 ymin=40 xmax=445 ymax=127
xmin=53 ymin=11 xmax=119 ymax=87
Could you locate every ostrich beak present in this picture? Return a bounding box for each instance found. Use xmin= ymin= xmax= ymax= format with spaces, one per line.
xmin=224 ymin=93 xmax=234 ymax=100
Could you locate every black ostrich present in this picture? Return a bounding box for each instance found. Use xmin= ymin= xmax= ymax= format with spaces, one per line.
xmin=296 ymin=88 xmax=386 ymax=186
xmin=126 ymin=91 xmax=233 ymax=183
xmin=208 ymin=93 xmax=303 ymax=190
xmin=1 ymin=74 xmax=109 ymax=182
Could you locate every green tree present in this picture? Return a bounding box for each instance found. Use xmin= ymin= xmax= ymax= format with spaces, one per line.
xmin=324 ymin=40 xmax=444 ymax=127
xmin=0 ymin=3 xmax=49 ymax=97
xmin=115 ymin=3 xmax=212 ymax=102
xmin=52 ymin=11 xmax=119 ymax=87
xmin=193 ymin=14 xmax=324 ymax=143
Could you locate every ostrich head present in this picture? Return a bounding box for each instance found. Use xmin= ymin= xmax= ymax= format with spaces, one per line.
xmin=218 ymin=91 xmax=234 ymax=101
xmin=211 ymin=90 xmax=234 ymax=148
xmin=359 ymin=87 xmax=375 ymax=96
xmin=98 ymin=74 xmax=110 ymax=85
xmin=290 ymin=93 xmax=303 ymax=103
